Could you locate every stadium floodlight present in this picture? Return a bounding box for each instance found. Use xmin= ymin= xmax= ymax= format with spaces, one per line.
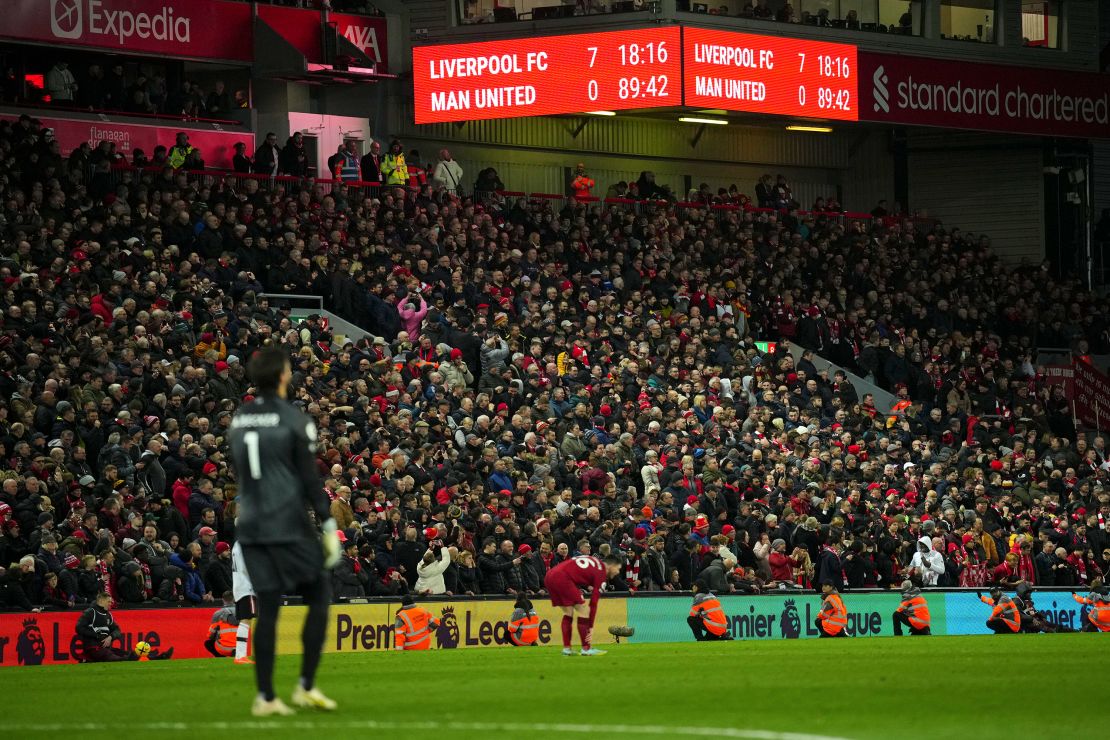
xmin=786 ymin=125 xmax=833 ymax=133
xmin=678 ymin=116 xmax=727 ymax=125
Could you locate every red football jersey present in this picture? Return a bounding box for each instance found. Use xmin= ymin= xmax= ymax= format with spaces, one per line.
xmin=550 ymin=555 xmax=607 ymax=591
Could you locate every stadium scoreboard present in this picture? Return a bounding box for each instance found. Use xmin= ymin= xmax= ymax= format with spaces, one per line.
xmin=413 ymin=27 xmax=859 ymax=124
xmin=413 ymin=27 xmax=681 ymax=123
xmin=682 ymin=28 xmax=856 ymax=121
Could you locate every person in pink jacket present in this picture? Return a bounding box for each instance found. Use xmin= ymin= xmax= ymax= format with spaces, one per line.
xmin=397 ymin=291 xmax=428 ymax=342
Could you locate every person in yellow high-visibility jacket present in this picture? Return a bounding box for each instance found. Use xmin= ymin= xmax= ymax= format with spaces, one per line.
xmin=688 ymin=580 xmax=731 ymax=641
xmin=394 ymin=595 xmax=440 ymax=651
xmin=816 ymin=582 xmax=848 ymax=637
xmin=892 ymin=581 xmax=931 ymax=636
xmin=509 ymin=595 xmax=540 ymax=646
xmin=1073 ymin=588 xmax=1110 ymax=632
xmin=979 ymin=587 xmax=1021 ymax=633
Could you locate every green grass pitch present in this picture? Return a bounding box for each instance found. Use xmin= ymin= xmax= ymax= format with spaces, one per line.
xmin=1 ymin=635 xmax=1100 ymax=739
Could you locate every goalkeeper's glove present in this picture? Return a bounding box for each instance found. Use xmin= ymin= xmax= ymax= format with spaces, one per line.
xmin=322 ymin=518 xmax=341 ymax=568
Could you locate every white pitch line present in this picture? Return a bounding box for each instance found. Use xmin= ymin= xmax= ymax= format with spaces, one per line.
xmin=3 ymin=718 xmax=854 ymax=740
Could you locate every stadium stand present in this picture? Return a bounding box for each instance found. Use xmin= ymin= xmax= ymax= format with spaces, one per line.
xmin=0 ymin=112 xmax=1108 ymax=615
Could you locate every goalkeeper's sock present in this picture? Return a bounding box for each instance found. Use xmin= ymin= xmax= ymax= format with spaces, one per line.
xmin=236 ymin=622 xmax=251 ymax=660
xmin=561 ymin=615 xmax=573 ymax=648
xmin=577 ymin=618 xmax=592 ymax=650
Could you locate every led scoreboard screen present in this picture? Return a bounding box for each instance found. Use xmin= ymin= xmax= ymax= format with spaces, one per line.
xmin=683 ymin=27 xmax=858 ymax=121
xmin=412 ymin=27 xmax=859 ymax=124
xmin=413 ymin=27 xmax=682 ymax=124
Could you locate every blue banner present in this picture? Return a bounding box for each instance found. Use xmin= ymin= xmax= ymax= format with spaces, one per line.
xmin=943 ymin=591 xmax=1090 ymax=635
xmin=628 ymin=591 xmax=927 ymax=641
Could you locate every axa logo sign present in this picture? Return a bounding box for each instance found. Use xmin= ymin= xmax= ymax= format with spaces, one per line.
xmin=873 ymin=65 xmax=890 ymax=113
xmin=342 ymin=22 xmax=382 ymax=63
xmin=48 ymin=0 xmax=192 ymax=46
xmin=51 ymin=0 xmax=83 ymax=39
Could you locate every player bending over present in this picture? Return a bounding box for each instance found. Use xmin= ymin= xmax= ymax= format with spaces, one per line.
xmin=543 ymin=554 xmax=622 ymax=656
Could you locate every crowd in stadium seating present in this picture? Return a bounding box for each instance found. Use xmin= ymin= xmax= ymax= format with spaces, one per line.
xmin=27 ymin=59 xmax=248 ymax=120
xmin=0 ymin=112 xmax=1108 ymax=614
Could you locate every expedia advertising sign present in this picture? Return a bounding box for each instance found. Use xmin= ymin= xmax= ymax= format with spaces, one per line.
xmin=859 ymin=51 xmax=1110 ymax=139
xmin=6 ymin=0 xmax=252 ymax=61
xmin=277 ymin=599 xmax=629 ymax=654
xmin=627 ymin=591 xmax=947 ymax=641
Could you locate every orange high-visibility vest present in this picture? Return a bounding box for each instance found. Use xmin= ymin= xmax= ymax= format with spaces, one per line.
xmin=981 ymin=595 xmax=1020 ymax=632
xmin=896 ymin=595 xmax=931 ymax=631
xmin=690 ymin=596 xmax=728 ymax=636
xmin=394 ymin=606 xmax=439 ymax=650
xmin=1074 ymin=594 xmax=1110 ymax=632
xmin=1091 ymin=604 xmax=1110 ymax=632
xmin=509 ymin=612 xmax=540 ymax=645
xmin=819 ymin=593 xmax=848 ymax=635
xmin=212 ymin=620 xmax=237 ymax=656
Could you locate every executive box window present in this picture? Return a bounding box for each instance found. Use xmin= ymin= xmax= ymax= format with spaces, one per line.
xmin=940 ymin=0 xmax=997 ymax=43
xmin=1022 ymin=1 xmax=1060 ymax=49
xmin=795 ymin=1 xmax=920 ymax=35
xmin=460 ymin=0 xmax=652 ymax=23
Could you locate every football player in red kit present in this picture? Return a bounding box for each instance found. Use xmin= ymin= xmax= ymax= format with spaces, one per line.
xmin=543 ymin=554 xmax=623 ymax=655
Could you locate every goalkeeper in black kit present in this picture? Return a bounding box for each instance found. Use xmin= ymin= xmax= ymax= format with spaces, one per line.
xmin=229 ymin=348 xmax=342 ymax=717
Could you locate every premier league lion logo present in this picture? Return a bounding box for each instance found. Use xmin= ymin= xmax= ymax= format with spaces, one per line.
xmin=780 ymin=600 xmax=801 ymax=639
xmin=17 ymin=618 xmax=46 ymax=665
xmin=436 ymin=607 xmax=459 ymax=649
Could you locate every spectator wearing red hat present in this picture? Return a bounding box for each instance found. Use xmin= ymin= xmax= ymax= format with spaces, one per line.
xmin=208 ymin=361 xmax=237 ymax=400
xmin=205 ymin=540 xmax=234 ymax=596
xmin=442 ymin=348 xmax=474 ymax=389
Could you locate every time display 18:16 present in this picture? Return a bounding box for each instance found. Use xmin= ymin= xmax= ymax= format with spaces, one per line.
xmin=682 ymin=28 xmax=859 ymax=121
xmin=796 ymin=52 xmax=853 ymax=113
xmin=586 ymin=40 xmax=672 ymax=103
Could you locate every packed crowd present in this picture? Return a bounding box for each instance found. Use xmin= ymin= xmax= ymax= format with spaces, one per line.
xmin=34 ymin=59 xmax=247 ymax=119
xmin=0 ymin=112 xmax=1108 ymax=613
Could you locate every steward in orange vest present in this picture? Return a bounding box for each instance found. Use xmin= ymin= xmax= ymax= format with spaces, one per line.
xmin=394 ymin=595 xmax=440 ymax=651
xmin=205 ymin=596 xmax=239 ymax=657
xmin=816 ymin=582 xmax=848 ymax=637
xmin=688 ymin=580 xmax=731 ymax=641
xmin=1073 ymin=588 xmax=1110 ymax=633
xmin=893 ymin=582 xmax=931 ymax=636
xmin=509 ymin=596 xmax=541 ymax=646
xmin=979 ymin=587 xmax=1021 ymax=633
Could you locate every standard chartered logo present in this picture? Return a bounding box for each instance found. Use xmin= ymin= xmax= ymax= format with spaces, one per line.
xmin=873 ymin=65 xmax=890 ymax=113
xmin=51 ymin=0 xmax=84 ymax=39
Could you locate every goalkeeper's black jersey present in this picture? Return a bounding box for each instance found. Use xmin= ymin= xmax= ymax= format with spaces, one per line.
xmin=228 ymin=395 xmax=327 ymax=545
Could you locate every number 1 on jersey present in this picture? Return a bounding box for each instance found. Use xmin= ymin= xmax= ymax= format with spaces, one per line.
xmin=244 ymin=431 xmax=262 ymax=480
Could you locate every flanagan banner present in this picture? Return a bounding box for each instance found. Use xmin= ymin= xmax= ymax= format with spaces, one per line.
xmin=0 ymin=114 xmax=251 ymax=170
xmin=859 ymin=51 xmax=1110 ymax=139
